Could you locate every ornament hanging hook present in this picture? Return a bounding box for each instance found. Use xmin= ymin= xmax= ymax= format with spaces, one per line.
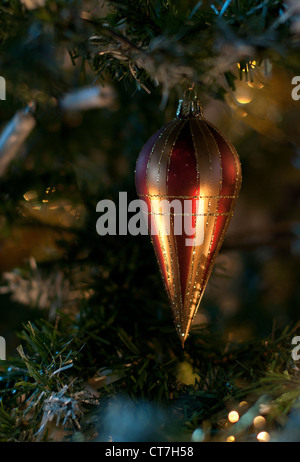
xmin=183 ymin=82 xmax=197 ymax=101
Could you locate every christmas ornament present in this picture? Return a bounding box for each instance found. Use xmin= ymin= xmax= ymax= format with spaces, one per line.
xmin=135 ymin=92 xmax=242 ymax=346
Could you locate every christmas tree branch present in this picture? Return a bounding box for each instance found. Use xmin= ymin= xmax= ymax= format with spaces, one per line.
xmin=0 ymin=0 xmax=298 ymax=106
xmin=0 ymin=310 xmax=299 ymax=441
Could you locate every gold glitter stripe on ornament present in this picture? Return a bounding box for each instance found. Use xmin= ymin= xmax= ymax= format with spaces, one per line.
xmin=151 ymin=126 xmax=180 ymax=305
xmin=184 ymin=118 xmax=223 ymax=340
xmin=185 ymin=117 xmax=211 ymax=320
xmin=142 ymin=211 xmax=233 ymax=216
xmin=166 ymin=122 xmax=189 ymax=330
xmin=137 ymin=193 xmax=237 ymax=199
xmin=188 ymin=118 xmax=223 ymax=330
xmin=205 ymin=121 xmax=242 ymax=199
xmin=157 ymin=120 xmax=186 ymax=329
xmin=200 ymin=119 xmax=223 ymax=276
xmin=164 ymin=121 xmax=189 ymax=338
xmin=197 ymin=122 xmax=242 ymax=303
xmin=198 ymin=123 xmax=240 ymax=304
xmin=145 ymin=123 xmax=175 ymax=304
xmin=148 ymin=120 xmax=187 ymax=335
xmin=198 ymin=122 xmax=222 ymax=303
xmin=188 ymin=119 xmax=200 ymax=302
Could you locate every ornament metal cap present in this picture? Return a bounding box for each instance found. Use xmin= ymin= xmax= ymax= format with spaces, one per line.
xmin=176 ymin=98 xmax=203 ymax=119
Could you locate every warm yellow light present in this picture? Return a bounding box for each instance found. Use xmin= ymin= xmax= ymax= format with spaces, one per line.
xmin=239 ymin=401 xmax=248 ymax=408
xmin=247 ymin=80 xmax=264 ymax=89
xmin=253 ymin=415 xmax=266 ymax=429
xmin=237 ymin=61 xmax=256 ymax=71
xmin=235 ymin=92 xmax=253 ymax=104
xmin=234 ymin=80 xmax=254 ymax=105
xmin=235 ymin=108 xmax=248 ymax=118
xmin=228 ymin=411 xmax=239 ymax=423
xmin=237 ymin=63 xmax=246 ymax=72
xmin=226 ymin=435 xmax=235 ymax=443
xmin=257 ymin=431 xmax=270 ymax=442
xmin=23 ymin=190 xmax=38 ymax=201
xmin=226 ymin=435 xmax=235 ymax=442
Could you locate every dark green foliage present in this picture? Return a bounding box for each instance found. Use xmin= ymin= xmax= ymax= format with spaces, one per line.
xmin=0 ymin=314 xmax=299 ymax=441
xmin=0 ymin=0 xmax=299 ymax=442
xmin=0 ymin=0 xmax=297 ymax=106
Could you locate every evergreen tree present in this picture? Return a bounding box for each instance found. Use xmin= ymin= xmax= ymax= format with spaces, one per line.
xmin=0 ymin=0 xmax=299 ymax=442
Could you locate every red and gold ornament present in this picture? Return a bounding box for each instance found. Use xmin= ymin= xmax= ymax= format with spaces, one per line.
xmin=135 ymin=96 xmax=242 ymax=346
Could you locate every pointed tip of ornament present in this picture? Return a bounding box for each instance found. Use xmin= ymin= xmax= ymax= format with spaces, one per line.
xmin=179 ymin=332 xmax=188 ymax=348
